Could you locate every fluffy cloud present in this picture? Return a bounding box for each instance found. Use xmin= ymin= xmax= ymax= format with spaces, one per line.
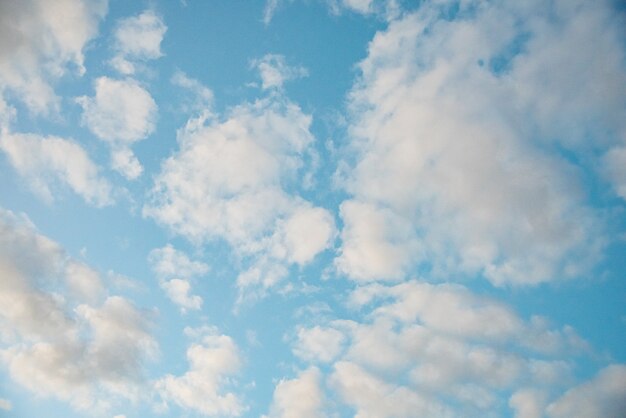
xmin=0 ymin=208 xmax=157 ymax=413
xmin=145 ymin=87 xmax=335 ymax=299
xmin=0 ymin=0 xmax=108 ymax=115
xmin=110 ymin=10 xmax=167 ymax=75
xmin=148 ymin=244 xmax=208 ymax=312
xmin=292 ymin=326 xmax=345 ymax=363
xmin=252 ymin=54 xmax=308 ymax=90
xmin=546 ymin=365 xmax=626 ymax=418
xmin=149 ymin=244 xmax=209 ymax=279
xmin=161 ymin=278 xmax=203 ymax=312
xmin=77 ymin=76 xmax=157 ymax=179
xmin=291 ymin=281 xmax=594 ymax=417
xmin=264 ymin=367 xmax=325 ymax=418
xmin=0 ymin=130 xmax=113 ymax=206
xmin=336 ymin=0 xmax=626 ymax=285
xmin=155 ymin=327 xmax=244 ymax=416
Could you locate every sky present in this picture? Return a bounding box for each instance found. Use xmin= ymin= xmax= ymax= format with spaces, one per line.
xmin=0 ymin=0 xmax=625 ymax=417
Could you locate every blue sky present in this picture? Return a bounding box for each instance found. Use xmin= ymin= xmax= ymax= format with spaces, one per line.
xmin=0 ymin=0 xmax=625 ymax=417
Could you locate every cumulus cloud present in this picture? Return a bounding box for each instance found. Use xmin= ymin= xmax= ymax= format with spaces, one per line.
xmin=110 ymin=10 xmax=167 ymax=75
xmin=144 ymin=85 xmax=335 ymax=299
xmin=0 ymin=130 xmax=114 ymax=206
xmin=292 ymin=326 xmax=345 ymax=363
xmin=336 ymin=0 xmax=625 ymax=285
xmin=77 ymin=76 xmax=157 ymax=179
xmin=0 ymin=0 xmax=108 ymax=115
xmin=149 ymin=244 xmax=209 ymax=280
xmin=264 ymin=367 xmax=325 ymax=418
xmin=0 ymin=208 xmax=157 ymax=413
xmin=160 ymin=279 xmax=202 ymax=311
xmin=155 ymin=327 xmax=244 ymax=416
xmin=290 ymin=281 xmax=594 ymax=417
xmin=252 ymin=54 xmax=307 ymax=90
xmin=546 ymin=365 xmax=626 ymax=418
xmin=148 ymin=244 xmax=208 ymax=312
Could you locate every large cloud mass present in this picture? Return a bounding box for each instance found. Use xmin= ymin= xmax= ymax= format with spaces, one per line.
xmin=336 ymin=0 xmax=626 ymax=285
xmin=145 ymin=86 xmax=335 ymax=299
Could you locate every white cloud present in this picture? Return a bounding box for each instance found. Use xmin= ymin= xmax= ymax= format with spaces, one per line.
xmin=145 ymin=93 xmax=335 ymax=299
xmin=0 ymin=0 xmax=108 ymax=115
xmin=264 ymin=367 xmax=325 ymax=418
xmin=509 ymin=388 xmax=547 ymax=418
xmin=290 ymin=281 xmax=592 ymax=417
xmin=0 ymin=208 xmax=157 ymax=413
xmin=336 ymin=0 xmax=622 ymax=285
xmin=335 ymin=200 xmax=419 ymax=281
xmin=65 ymin=261 xmax=106 ymax=305
xmin=161 ymin=279 xmax=203 ymax=312
xmin=77 ymin=76 xmax=157 ymax=179
xmin=329 ymin=361 xmax=452 ymax=418
xmin=110 ymin=10 xmax=167 ymax=75
xmin=292 ymin=326 xmax=345 ymax=363
xmin=155 ymin=327 xmax=244 ymax=416
xmin=148 ymin=244 xmax=208 ymax=311
xmin=0 ymin=131 xmax=114 ymax=206
xmin=149 ymin=244 xmax=209 ymax=280
xmin=252 ymin=54 xmax=307 ymax=90
xmin=546 ymin=365 xmax=626 ymax=418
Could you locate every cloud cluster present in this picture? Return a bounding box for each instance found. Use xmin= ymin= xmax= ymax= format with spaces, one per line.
xmin=0 ymin=208 xmax=157 ymax=413
xmin=155 ymin=327 xmax=244 ymax=417
xmin=145 ymin=78 xmax=335 ymax=300
xmin=148 ymin=244 xmax=209 ymax=312
xmin=0 ymin=0 xmax=108 ymax=115
xmin=77 ymin=76 xmax=157 ymax=179
xmin=336 ymin=0 xmax=626 ymax=285
xmin=0 ymin=131 xmax=114 ymax=206
xmin=110 ymin=10 xmax=167 ymax=75
xmin=0 ymin=0 xmax=115 ymax=206
xmin=285 ymin=281 xmax=622 ymax=417
xmin=263 ymin=367 xmax=325 ymax=418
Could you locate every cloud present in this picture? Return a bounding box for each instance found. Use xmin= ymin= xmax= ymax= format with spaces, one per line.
xmin=171 ymin=70 xmax=214 ymax=112
xmin=148 ymin=244 xmax=209 ymax=279
xmin=0 ymin=207 xmax=157 ymax=413
xmin=0 ymin=0 xmax=108 ymax=115
xmin=335 ymin=0 xmax=625 ymax=285
xmin=252 ymin=54 xmax=308 ymax=90
xmin=160 ymin=279 xmax=203 ymax=312
xmin=605 ymin=146 xmax=626 ymax=200
xmin=290 ymin=280 xmax=594 ymax=417
xmin=110 ymin=10 xmax=167 ymax=75
xmin=155 ymin=327 xmax=244 ymax=417
xmin=330 ymin=361 xmax=452 ymax=418
xmin=148 ymin=244 xmax=208 ymax=312
xmin=0 ymin=130 xmax=114 ymax=206
xmin=292 ymin=326 xmax=345 ymax=363
xmin=263 ymin=367 xmax=325 ymax=418
xmin=546 ymin=365 xmax=626 ymax=418
xmin=144 ymin=88 xmax=335 ymax=299
xmin=77 ymin=76 xmax=157 ymax=179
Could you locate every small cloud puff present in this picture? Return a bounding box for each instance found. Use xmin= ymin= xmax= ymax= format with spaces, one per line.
xmin=110 ymin=10 xmax=167 ymax=75
xmin=252 ymin=54 xmax=308 ymax=90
